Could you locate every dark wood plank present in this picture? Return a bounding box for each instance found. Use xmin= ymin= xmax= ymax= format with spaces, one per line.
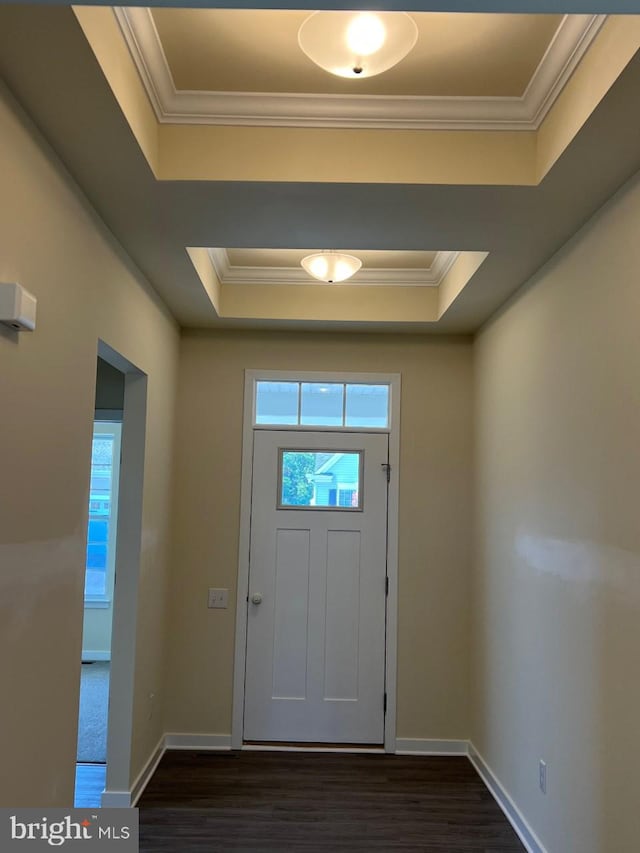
xmin=139 ymin=751 xmax=525 ymax=852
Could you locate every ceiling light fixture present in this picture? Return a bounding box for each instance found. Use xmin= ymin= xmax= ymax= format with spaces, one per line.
xmin=301 ymin=251 xmax=362 ymax=283
xmin=298 ymin=11 xmax=418 ymax=79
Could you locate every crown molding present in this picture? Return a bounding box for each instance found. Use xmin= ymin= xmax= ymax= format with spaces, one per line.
xmin=114 ymin=8 xmax=605 ymax=131
xmin=523 ymin=13 xmax=606 ymax=127
xmin=208 ymin=248 xmax=460 ymax=287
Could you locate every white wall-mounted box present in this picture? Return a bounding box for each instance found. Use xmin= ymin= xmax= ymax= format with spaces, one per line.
xmin=0 ymin=282 xmax=37 ymax=331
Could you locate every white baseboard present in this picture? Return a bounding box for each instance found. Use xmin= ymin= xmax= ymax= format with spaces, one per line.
xmin=82 ymin=651 xmax=111 ymax=662
xmin=101 ymin=733 xmax=166 ymax=808
xmin=131 ymin=735 xmax=166 ymax=807
xmin=395 ymin=738 xmax=469 ymax=756
xmin=468 ymin=743 xmax=547 ymax=853
xmin=164 ymin=733 xmax=232 ymax=751
xmin=100 ymin=733 xmax=231 ymax=808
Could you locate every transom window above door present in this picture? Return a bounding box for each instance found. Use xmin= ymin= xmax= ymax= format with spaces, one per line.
xmin=255 ymin=380 xmax=390 ymax=429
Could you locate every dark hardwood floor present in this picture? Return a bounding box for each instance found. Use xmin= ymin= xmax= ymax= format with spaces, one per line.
xmin=139 ymin=750 xmax=525 ymax=852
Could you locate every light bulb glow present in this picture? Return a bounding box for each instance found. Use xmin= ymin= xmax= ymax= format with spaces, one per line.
xmin=309 ymin=256 xmax=329 ymax=279
xmin=298 ymin=11 xmax=418 ymax=80
xmin=346 ymin=14 xmax=386 ymax=57
xmin=301 ymin=252 xmax=362 ymax=283
xmin=334 ymin=260 xmax=353 ymax=281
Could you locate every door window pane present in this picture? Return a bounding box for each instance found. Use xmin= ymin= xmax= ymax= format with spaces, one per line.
xmin=345 ymin=384 xmax=389 ymax=428
xmin=300 ymin=383 xmax=343 ymax=426
xmin=256 ymin=381 xmax=299 ymax=425
xmin=279 ymin=450 xmax=362 ymax=510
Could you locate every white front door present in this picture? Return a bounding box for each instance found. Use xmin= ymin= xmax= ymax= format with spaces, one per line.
xmin=244 ymin=430 xmax=389 ymax=744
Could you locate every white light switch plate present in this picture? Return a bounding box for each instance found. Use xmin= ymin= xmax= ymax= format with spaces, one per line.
xmin=208 ymin=588 xmax=229 ymax=609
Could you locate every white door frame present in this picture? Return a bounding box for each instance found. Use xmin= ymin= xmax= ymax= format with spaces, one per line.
xmin=231 ymin=370 xmax=401 ymax=752
xmin=94 ymin=340 xmax=148 ymax=807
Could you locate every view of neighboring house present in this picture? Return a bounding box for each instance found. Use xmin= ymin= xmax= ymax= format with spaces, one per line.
xmin=309 ymin=452 xmax=360 ymax=508
xmin=281 ymin=450 xmax=361 ymax=508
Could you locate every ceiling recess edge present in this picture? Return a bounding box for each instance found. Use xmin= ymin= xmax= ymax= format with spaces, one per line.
xmin=208 ymin=248 xmax=461 ymax=287
xmin=113 ymin=7 xmax=606 ymax=131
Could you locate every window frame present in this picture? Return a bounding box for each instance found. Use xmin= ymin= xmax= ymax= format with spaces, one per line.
xmin=84 ymin=420 xmax=122 ymax=608
xmin=252 ymin=371 xmax=394 ymax=433
xmin=277 ymin=447 xmax=364 ymax=512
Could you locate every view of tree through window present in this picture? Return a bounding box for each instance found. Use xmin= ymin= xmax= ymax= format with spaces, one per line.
xmin=281 ymin=451 xmax=315 ymax=506
xmin=279 ymin=450 xmax=362 ymax=509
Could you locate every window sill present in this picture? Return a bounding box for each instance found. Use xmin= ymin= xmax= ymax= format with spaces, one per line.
xmin=84 ymin=597 xmax=112 ymax=610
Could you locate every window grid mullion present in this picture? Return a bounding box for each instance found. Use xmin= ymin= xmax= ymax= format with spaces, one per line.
xmin=255 ymin=379 xmax=390 ymax=430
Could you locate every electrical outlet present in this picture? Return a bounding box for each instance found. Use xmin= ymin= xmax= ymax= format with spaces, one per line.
xmin=539 ymin=760 xmax=547 ymax=794
xmin=208 ymin=588 xmax=229 ymax=609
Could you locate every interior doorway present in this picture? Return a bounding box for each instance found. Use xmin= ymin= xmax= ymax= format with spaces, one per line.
xmin=75 ymin=360 xmax=124 ymax=807
xmin=74 ymin=342 xmax=148 ymax=808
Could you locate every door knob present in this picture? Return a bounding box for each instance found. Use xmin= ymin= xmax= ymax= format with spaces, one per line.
xmin=251 ymin=593 xmax=263 ymax=605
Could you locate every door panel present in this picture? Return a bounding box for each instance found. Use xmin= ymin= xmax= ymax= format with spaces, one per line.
xmin=272 ymin=528 xmax=310 ymax=699
xmin=244 ymin=430 xmax=388 ymax=743
xmin=324 ymin=530 xmax=360 ymax=701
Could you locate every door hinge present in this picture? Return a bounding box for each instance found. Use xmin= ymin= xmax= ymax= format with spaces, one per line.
xmin=381 ymin=462 xmax=391 ymax=483
xmin=383 ymin=692 xmax=387 ymax=714
xmin=385 ymin=576 xmax=389 ymax=597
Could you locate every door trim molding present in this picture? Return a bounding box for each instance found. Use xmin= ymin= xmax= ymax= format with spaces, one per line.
xmin=94 ymin=340 xmax=148 ymax=809
xmin=231 ymin=370 xmax=401 ymax=752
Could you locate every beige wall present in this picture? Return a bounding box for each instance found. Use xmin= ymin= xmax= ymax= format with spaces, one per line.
xmin=166 ymin=331 xmax=474 ymax=740
xmin=473 ymin=171 xmax=640 ymax=852
xmin=0 ymin=85 xmax=179 ymax=806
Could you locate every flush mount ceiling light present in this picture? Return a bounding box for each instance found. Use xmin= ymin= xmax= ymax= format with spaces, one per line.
xmin=301 ymin=251 xmax=363 ymax=283
xmin=298 ymin=11 xmax=418 ymax=79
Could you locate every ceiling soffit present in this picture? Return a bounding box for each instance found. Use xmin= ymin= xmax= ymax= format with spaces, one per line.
xmin=115 ymin=8 xmax=605 ymax=130
xmin=3 ymin=4 xmax=640 ymax=333
xmin=209 ymin=248 xmax=460 ymax=286
xmin=189 ymin=248 xmax=489 ymax=324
